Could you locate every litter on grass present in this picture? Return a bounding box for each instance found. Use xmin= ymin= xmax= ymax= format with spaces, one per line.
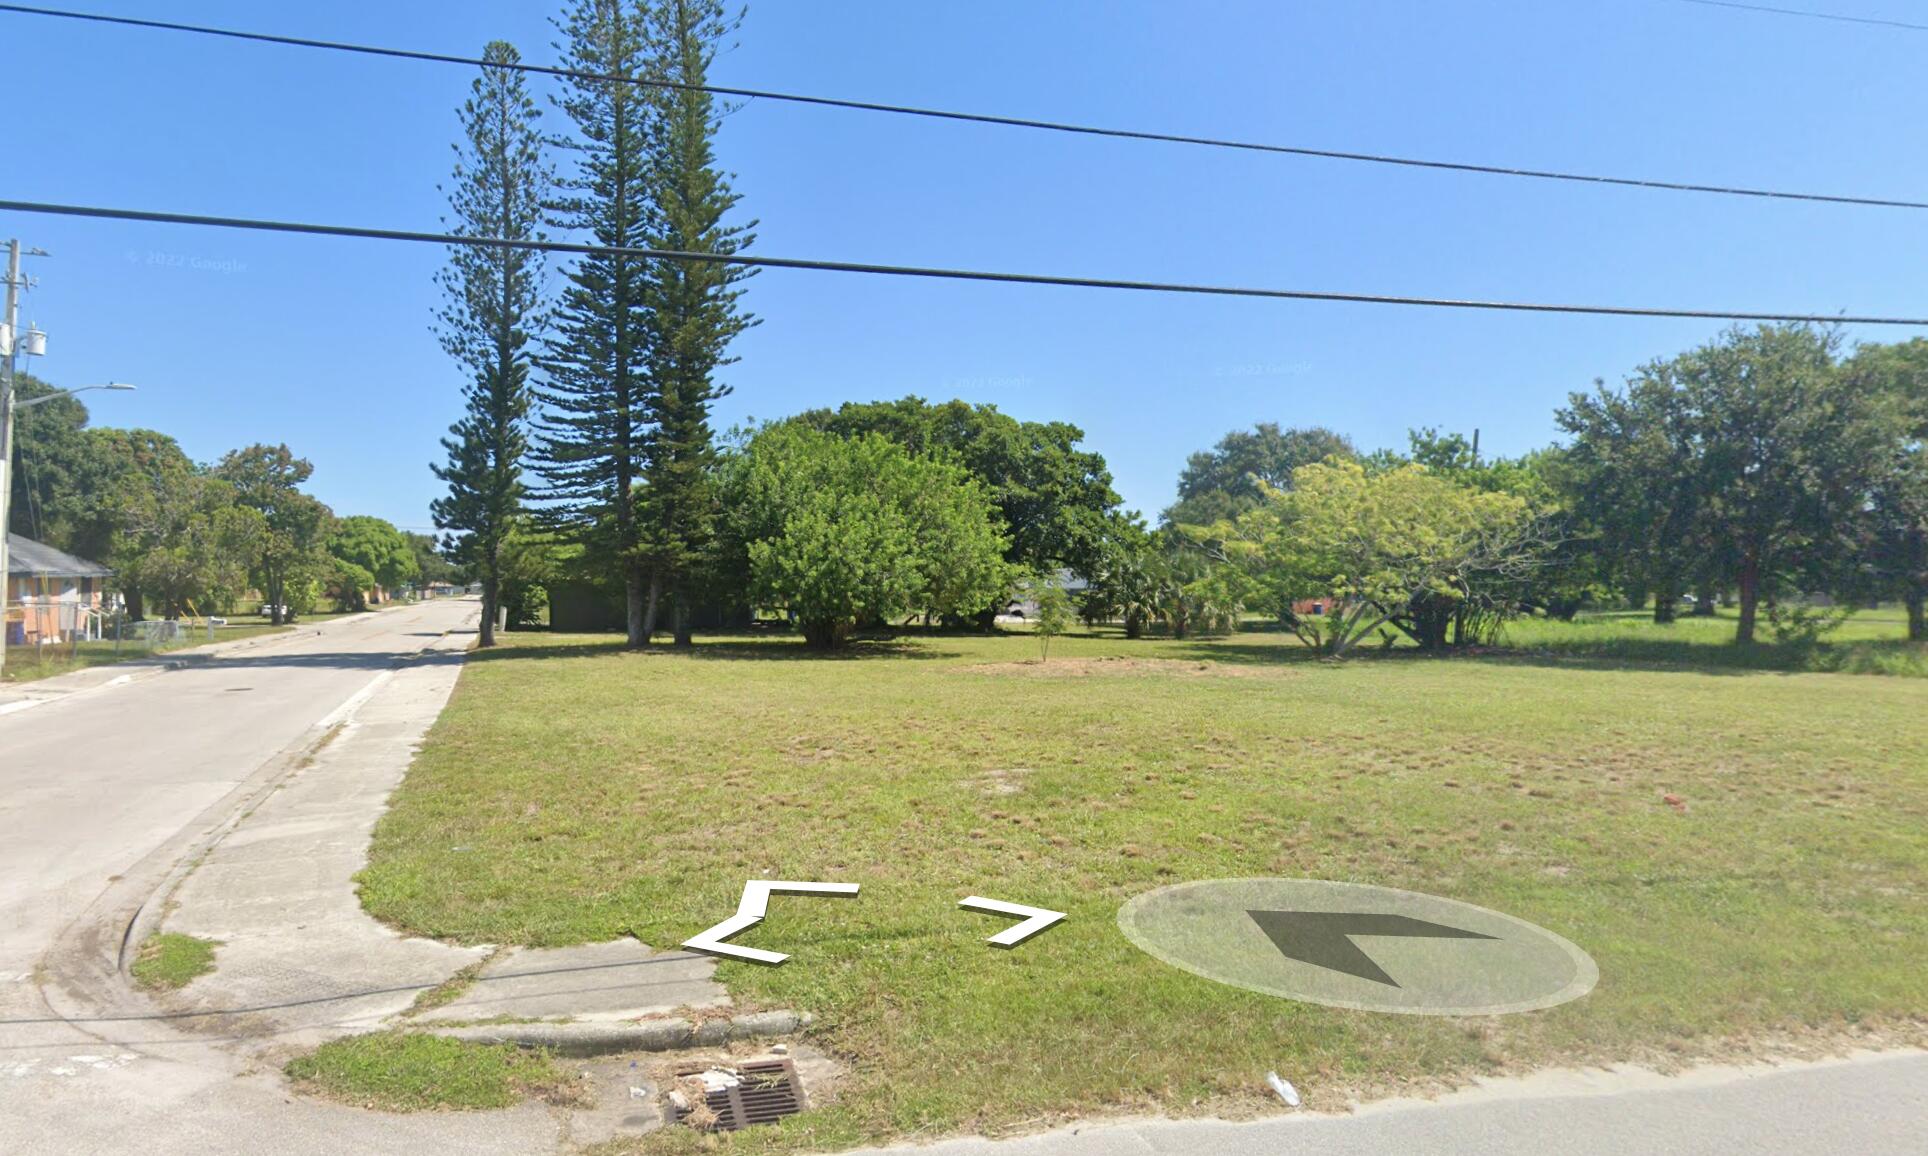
xmin=1266 ymin=1071 xmax=1301 ymax=1107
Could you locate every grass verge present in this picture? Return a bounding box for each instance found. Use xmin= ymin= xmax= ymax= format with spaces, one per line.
xmin=284 ymin=1032 xmax=584 ymax=1112
xmin=1 ymin=623 xmax=292 ymax=685
xmin=361 ymin=624 xmax=1928 ymax=1151
xmin=1503 ymin=608 xmax=1928 ymax=676
xmin=130 ymin=933 xmax=220 ymax=991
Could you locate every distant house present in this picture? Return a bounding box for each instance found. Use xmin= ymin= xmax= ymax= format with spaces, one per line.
xmin=1002 ymin=568 xmax=1090 ymax=619
xmin=4 ymin=533 xmax=115 ymax=645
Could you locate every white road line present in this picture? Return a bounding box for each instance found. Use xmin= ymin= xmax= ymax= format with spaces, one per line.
xmin=316 ymin=670 xmax=395 ymax=731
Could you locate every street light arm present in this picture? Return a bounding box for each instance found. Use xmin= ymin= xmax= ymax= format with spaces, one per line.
xmin=13 ymin=382 xmax=136 ymax=410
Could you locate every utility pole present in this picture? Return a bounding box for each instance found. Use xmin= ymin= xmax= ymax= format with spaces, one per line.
xmin=1 ymin=238 xmax=23 ymax=680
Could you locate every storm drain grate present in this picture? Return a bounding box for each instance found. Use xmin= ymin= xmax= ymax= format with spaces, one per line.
xmin=672 ymin=1058 xmax=805 ymax=1131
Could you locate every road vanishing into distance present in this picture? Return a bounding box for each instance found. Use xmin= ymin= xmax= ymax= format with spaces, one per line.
xmin=0 ymin=599 xmax=560 ymax=1154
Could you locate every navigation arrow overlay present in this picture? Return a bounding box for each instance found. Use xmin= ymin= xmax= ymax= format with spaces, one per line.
xmin=960 ymin=895 xmax=1065 ymax=948
xmin=682 ymin=880 xmax=860 ymax=965
xmin=1247 ymin=910 xmax=1499 ymax=987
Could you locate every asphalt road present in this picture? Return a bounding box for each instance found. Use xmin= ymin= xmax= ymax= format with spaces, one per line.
xmin=846 ymin=1051 xmax=1928 ymax=1155
xmin=0 ymin=600 xmax=560 ymax=1154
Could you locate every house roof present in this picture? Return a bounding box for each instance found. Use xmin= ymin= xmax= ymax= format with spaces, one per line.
xmin=5 ymin=533 xmax=113 ymax=579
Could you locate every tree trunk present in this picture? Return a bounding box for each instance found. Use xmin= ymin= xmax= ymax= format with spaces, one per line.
xmin=125 ymin=587 xmax=145 ymax=623
xmin=478 ymin=576 xmax=498 ymax=648
xmin=268 ymin=573 xmax=286 ymax=626
xmin=1124 ymin=611 xmax=1145 ymax=640
xmin=641 ymin=570 xmax=664 ymax=645
xmin=1905 ymin=588 xmax=1925 ymax=643
xmin=1691 ymin=582 xmax=1717 ymax=616
xmin=672 ymin=593 xmax=692 ymax=648
xmin=1652 ymin=579 xmax=1678 ymax=625
xmin=1735 ymin=552 xmax=1760 ymax=645
xmin=802 ymin=618 xmax=848 ymax=649
xmin=625 ymin=566 xmax=647 ymax=649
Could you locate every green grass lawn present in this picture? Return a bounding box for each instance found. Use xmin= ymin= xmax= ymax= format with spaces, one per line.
xmin=130 ymin=933 xmax=220 ymax=991
xmin=1 ymin=621 xmax=291 ymax=685
xmin=360 ymin=620 xmax=1928 ymax=1152
xmin=1501 ymin=606 xmax=1927 ymax=676
xmin=285 ymin=1032 xmax=584 ymax=1112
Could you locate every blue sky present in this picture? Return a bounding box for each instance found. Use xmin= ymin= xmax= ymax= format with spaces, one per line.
xmin=5 ymin=0 xmax=1927 ymax=532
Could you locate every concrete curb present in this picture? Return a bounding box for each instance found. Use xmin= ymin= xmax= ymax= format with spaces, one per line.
xmin=427 ymin=1010 xmax=810 ymax=1056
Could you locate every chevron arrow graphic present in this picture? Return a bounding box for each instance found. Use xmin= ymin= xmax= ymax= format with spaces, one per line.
xmin=960 ymin=895 xmax=1065 ymax=948
xmin=682 ymin=879 xmax=859 ymax=965
xmin=1247 ymin=910 xmax=1499 ymax=987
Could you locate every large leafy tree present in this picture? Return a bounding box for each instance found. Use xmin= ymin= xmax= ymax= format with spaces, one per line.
xmin=87 ymin=430 xmax=262 ymax=620
xmin=635 ymin=0 xmax=756 ymax=647
xmin=1165 ymin=422 xmax=1355 ymax=526
xmin=1566 ymin=325 xmax=1892 ymax=645
xmin=1394 ymin=429 xmax=1603 ymax=619
xmin=728 ymin=425 xmax=1009 ymax=648
xmin=536 ymin=0 xmax=656 ymax=647
xmin=4 ymin=372 xmax=91 ymax=544
xmin=1221 ymin=460 xmax=1541 ymax=655
xmin=1843 ymin=339 xmax=1928 ymax=641
xmin=1558 ymin=363 xmax=1716 ymax=623
xmin=405 ymin=531 xmax=466 ymax=587
xmin=120 ymin=485 xmax=264 ymax=620
xmin=791 ymin=397 xmax=1119 ymax=614
xmin=328 ymin=515 xmax=419 ymax=595
xmin=215 ymin=444 xmax=333 ymax=625
xmin=1676 ymin=326 xmax=1893 ymax=644
xmin=432 ymin=39 xmax=552 ymax=648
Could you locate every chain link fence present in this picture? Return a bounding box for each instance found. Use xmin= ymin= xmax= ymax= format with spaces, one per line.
xmin=2 ymin=599 xmax=226 ymax=676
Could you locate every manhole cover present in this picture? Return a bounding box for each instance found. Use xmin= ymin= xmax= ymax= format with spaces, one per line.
xmin=1118 ymin=878 xmax=1597 ymax=1015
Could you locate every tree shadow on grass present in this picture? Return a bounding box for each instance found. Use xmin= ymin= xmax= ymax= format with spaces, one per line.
xmin=1161 ymin=638 xmax=1323 ymax=667
xmin=1165 ymin=633 xmax=1924 ymax=679
xmin=467 ymin=634 xmax=961 ymax=664
xmin=1484 ymin=637 xmax=1925 ymax=678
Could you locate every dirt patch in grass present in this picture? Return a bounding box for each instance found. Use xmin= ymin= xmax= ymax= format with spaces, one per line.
xmin=962 ymin=767 xmax=1034 ymax=796
xmin=951 ymin=656 xmax=1296 ymax=679
xmin=284 ymin=1032 xmax=589 ymax=1112
xmin=130 ymin=933 xmax=220 ymax=991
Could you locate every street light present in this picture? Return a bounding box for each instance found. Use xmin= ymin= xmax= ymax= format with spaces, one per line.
xmin=14 ymin=382 xmax=137 ymax=410
xmin=0 ymin=237 xmax=136 ymax=679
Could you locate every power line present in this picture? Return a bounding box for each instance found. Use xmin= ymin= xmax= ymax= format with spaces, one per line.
xmin=3 ymin=4 xmax=1926 ymax=214
xmin=1675 ymin=0 xmax=1928 ymax=34
xmin=3 ymin=197 xmax=1924 ymax=327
